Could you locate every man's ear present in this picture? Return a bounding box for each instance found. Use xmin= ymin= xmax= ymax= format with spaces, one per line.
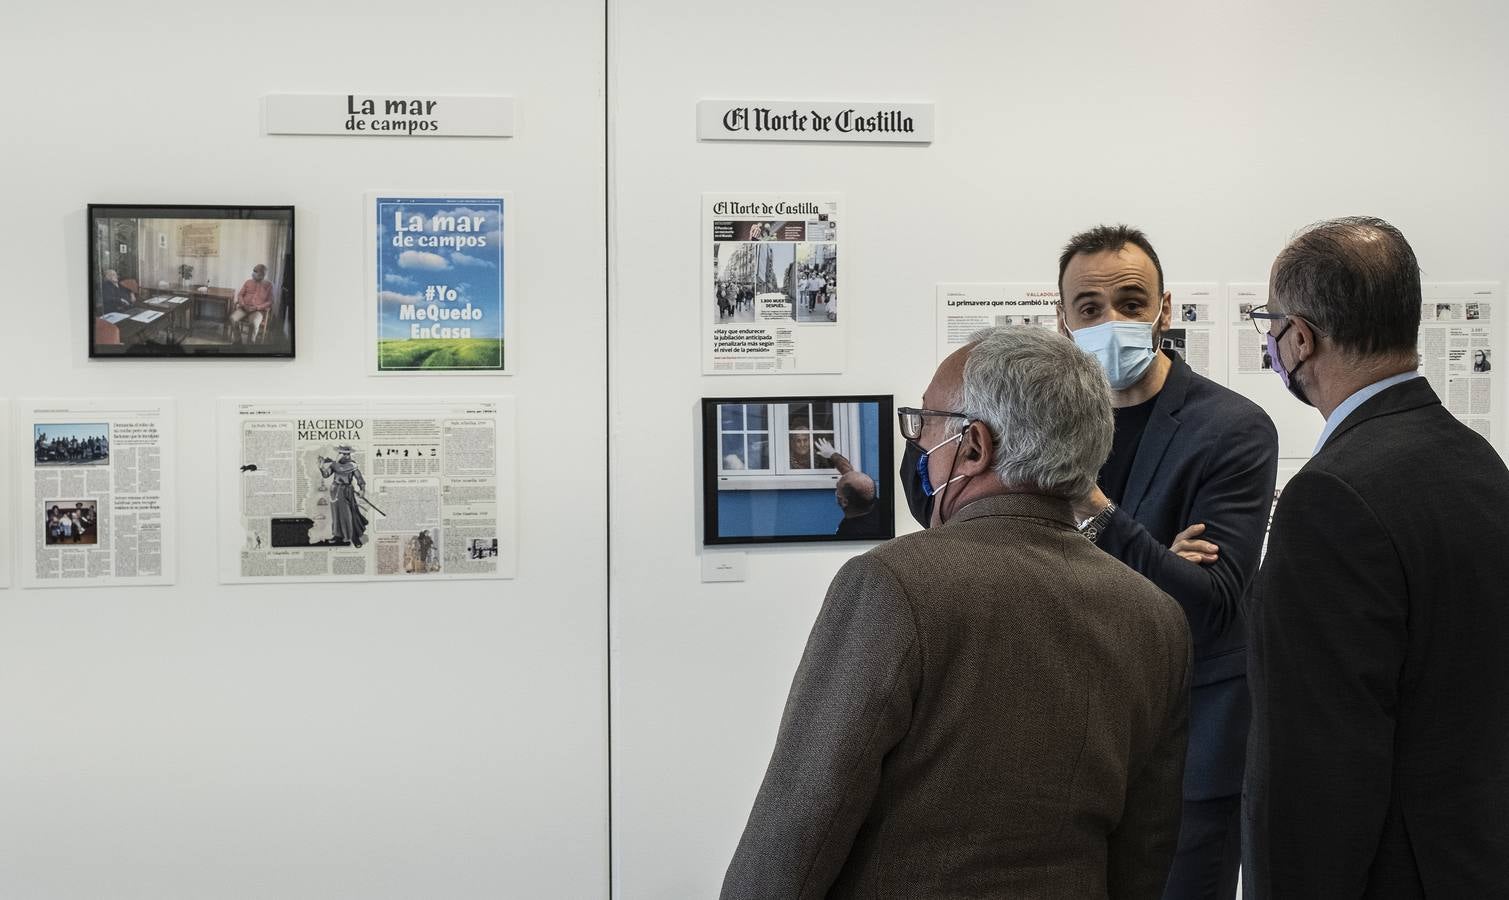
xmin=957 ymin=421 xmax=994 ymax=476
xmin=1291 ymin=317 xmax=1318 ymax=362
xmin=1158 ymin=291 xmax=1173 ymax=332
xmin=1056 ymin=304 xmax=1071 ymax=338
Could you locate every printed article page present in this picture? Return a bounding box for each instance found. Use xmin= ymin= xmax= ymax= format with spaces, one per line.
xmin=1165 ymin=283 xmax=1226 ymax=380
xmin=218 ymin=396 xmax=517 ymax=583
xmin=1419 ymin=283 xmax=1502 ymax=444
xmin=0 ymin=399 xmax=9 ymax=588
xmin=934 ymin=284 xmax=1061 ymax=363
xmin=703 ymin=193 xmax=843 ymax=374
xmin=935 ymin=283 xmax=1225 ymax=378
xmin=19 ymin=397 xmax=176 ymax=588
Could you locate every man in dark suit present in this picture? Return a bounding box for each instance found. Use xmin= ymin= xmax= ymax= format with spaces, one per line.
xmin=723 ymin=326 xmax=1192 ymax=898
xmin=1244 ymin=216 xmax=1509 ymax=897
xmin=100 ymin=268 xmax=135 ymax=312
xmin=1058 ymin=225 xmax=1278 ymax=900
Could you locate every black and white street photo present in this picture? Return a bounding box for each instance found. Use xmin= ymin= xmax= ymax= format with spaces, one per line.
xmin=794 ymin=243 xmax=837 ymax=324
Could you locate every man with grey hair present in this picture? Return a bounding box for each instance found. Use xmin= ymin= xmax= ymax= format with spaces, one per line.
xmin=100 ymin=268 xmax=135 ymax=313
xmin=1245 ymin=217 xmax=1509 ymax=897
xmin=723 ymin=327 xmax=1192 ymax=898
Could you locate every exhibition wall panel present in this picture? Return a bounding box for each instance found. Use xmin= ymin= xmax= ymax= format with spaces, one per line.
xmin=607 ymin=0 xmax=1509 ymax=896
xmin=0 ymin=2 xmax=607 ymax=898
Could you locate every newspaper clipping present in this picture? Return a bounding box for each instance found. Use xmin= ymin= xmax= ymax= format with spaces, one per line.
xmin=935 ymin=284 xmax=1061 ymax=362
xmin=20 ymin=398 xmax=176 ymax=588
xmin=704 ymin=193 xmax=843 ymax=374
xmin=1419 ymin=283 xmax=1501 ymax=443
xmin=219 ymin=397 xmax=517 ymax=583
xmin=1165 ymin=283 xmax=1225 ymax=379
xmin=0 ymin=399 xmax=9 ymax=588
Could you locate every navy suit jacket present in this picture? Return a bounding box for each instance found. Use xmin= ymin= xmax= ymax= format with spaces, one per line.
xmin=1096 ymin=351 xmax=1278 ymax=801
xmin=1245 ymin=378 xmax=1509 ymax=897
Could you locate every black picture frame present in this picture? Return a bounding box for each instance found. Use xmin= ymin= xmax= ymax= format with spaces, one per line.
xmin=88 ymin=203 xmax=296 ymax=359
xmin=702 ymin=394 xmax=896 ymax=546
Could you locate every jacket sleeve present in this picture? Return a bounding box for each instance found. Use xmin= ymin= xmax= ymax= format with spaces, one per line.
xmin=1243 ymin=469 xmax=1406 ymax=898
xmin=1097 ymin=411 xmax=1279 ymax=646
xmin=1107 ymin=611 xmax=1192 ymax=900
xmin=721 ymin=554 xmax=921 ymax=900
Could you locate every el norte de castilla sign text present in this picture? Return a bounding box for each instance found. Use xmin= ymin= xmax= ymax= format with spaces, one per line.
xmin=697 ymin=100 xmax=933 ymax=144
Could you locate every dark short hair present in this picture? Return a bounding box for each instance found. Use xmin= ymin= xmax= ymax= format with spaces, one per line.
xmin=1271 ymin=216 xmax=1421 ymax=356
xmin=1057 ymin=224 xmax=1166 ymax=298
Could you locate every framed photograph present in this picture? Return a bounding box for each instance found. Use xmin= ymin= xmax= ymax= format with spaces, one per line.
xmin=88 ymin=204 xmax=295 ymax=358
xmin=702 ymin=394 xmax=895 ymax=545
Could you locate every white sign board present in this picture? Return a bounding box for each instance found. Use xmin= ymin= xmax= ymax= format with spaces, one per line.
xmin=264 ymin=94 xmax=515 ymax=138
xmin=697 ymin=100 xmax=933 ymax=143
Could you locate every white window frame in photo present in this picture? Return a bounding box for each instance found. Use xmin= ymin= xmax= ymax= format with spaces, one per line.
xmin=717 ymin=401 xmax=862 ymax=490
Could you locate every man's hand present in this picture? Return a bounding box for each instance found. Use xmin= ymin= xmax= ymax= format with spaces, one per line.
xmin=1171 ymin=522 xmax=1220 ymax=564
xmin=814 ymin=438 xmax=838 ymax=459
xmin=1072 ymin=485 xmax=1111 ymax=523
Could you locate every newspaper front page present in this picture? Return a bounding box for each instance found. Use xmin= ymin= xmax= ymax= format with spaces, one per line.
xmin=703 ymin=193 xmax=843 ymax=374
xmin=219 ymin=397 xmax=516 ymax=583
xmin=20 ymin=398 xmax=176 ymax=588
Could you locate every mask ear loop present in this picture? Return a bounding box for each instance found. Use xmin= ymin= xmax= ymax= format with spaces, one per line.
xmin=933 ymin=419 xmax=972 ymax=523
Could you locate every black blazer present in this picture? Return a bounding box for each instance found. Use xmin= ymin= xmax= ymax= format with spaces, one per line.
xmin=1097 ymin=351 xmax=1278 ymax=801
xmin=1244 ymin=377 xmax=1509 ymax=897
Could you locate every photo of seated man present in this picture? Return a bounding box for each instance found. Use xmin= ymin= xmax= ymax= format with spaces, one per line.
xmin=99 ymin=269 xmax=136 ymax=313
xmin=230 ymin=264 xmax=273 ymax=343
xmin=89 ymin=206 xmax=293 ymax=356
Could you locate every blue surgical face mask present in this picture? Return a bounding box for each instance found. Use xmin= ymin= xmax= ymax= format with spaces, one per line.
xmin=901 ymin=418 xmax=972 ymax=528
xmin=917 ymin=431 xmax=965 ymax=498
xmin=1071 ymin=320 xmax=1157 ymax=390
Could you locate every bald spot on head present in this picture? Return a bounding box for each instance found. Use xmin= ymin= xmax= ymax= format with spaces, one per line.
xmin=925 ymin=343 xmax=971 ymax=412
xmin=836 ymin=471 xmax=876 ymax=513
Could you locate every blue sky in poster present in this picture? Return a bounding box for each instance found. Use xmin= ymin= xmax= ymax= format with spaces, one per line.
xmin=376 ymin=197 xmax=505 ymax=341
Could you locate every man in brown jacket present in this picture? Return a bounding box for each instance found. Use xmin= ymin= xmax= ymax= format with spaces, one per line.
xmin=722 ymin=326 xmax=1192 ymax=898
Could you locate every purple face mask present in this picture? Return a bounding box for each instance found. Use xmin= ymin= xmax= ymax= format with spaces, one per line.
xmin=1266 ymin=321 xmax=1312 ymax=407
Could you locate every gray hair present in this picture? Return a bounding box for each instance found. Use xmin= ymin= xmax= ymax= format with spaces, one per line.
xmin=958 ymin=326 xmax=1113 ymax=499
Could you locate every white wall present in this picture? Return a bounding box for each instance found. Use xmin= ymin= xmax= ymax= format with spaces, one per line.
xmin=0 ymin=2 xmax=607 ymax=898
xmin=608 ymin=1 xmax=1509 ymax=896
xmin=5 ymin=1 xmax=1508 ymax=897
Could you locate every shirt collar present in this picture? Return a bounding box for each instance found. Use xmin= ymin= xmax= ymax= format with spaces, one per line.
xmin=948 ymin=492 xmax=1076 ymax=528
xmin=1314 ymin=370 xmax=1421 ymax=453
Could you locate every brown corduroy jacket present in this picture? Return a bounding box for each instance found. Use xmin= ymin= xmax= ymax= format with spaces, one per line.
xmin=722 ymin=492 xmax=1192 ymax=899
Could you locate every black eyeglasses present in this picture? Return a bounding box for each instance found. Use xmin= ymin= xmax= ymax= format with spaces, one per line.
xmin=1249 ymin=304 xmax=1328 ymax=337
xmin=897 ymin=407 xmax=968 ymax=441
xmin=1247 ymin=304 xmax=1288 ymax=335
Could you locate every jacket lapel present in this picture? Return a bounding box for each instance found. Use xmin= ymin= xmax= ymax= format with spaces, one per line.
xmin=1121 ymin=351 xmax=1189 ymax=516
